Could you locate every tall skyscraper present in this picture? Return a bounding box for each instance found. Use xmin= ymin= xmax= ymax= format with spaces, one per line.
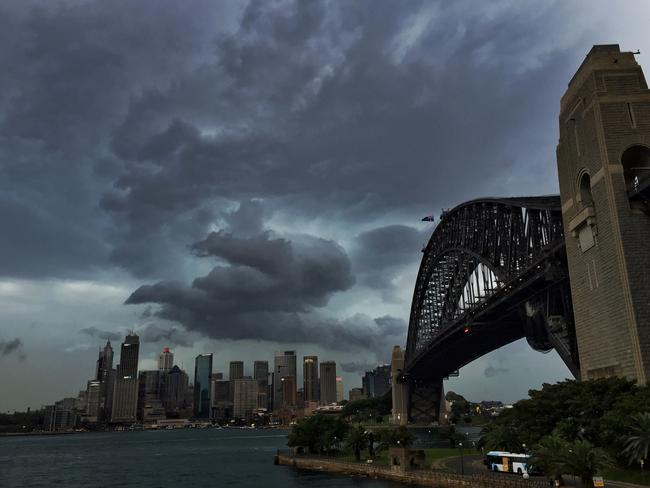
xmin=137 ymin=370 xmax=166 ymax=422
xmin=85 ymin=380 xmax=102 ymax=422
xmin=233 ymin=377 xmax=258 ymax=421
xmin=95 ymin=340 xmax=113 ymax=383
xmin=111 ymin=333 xmax=140 ymax=423
xmin=303 ymin=356 xmax=319 ymax=403
xmin=362 ymin=365 xmax=391 ymax=398
xmin=335 ymin=376 xmax=343 ymax=403
xmin=273 ymin=351 xmax=296 ymax=410
xmin=211 ymin=378 xmax=230 ymax=422
xmin=253 ymin=361 xmax=269 ymax=410
xmin=280 ymin=376 xmax=296 ymax=407
xmin=319 ymin=361 xmax=337 ymax=405
xmin=229 ymin=361 xmax=244 ymax=402
xmin=94 ymin=340 xmax=113 ymax=420
xmin=194 ymin=354 xmax=213 ymax=419
xmin=164 ymin=365 xmax=189 ymax=417
xmin=158 ymin=347 xmax=174 ymax=372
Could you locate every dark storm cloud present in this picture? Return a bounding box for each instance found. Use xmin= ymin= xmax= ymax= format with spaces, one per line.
xmin=80 ymin=327 xmax=121 ymax=342
xmin=135 ymin=324 xmax=193 ymax=348
xmin=340 ymin=361 xmax=378 ymax=374
xmin=352 ymin=225 xmax=432 ymax=295
xmin=125 ymin=227 xmax=406 ymax=353
xmin=0 ymin=338 xmax=26 ymax=360
xmin=1 ymin=0 xmax=578 ymax=281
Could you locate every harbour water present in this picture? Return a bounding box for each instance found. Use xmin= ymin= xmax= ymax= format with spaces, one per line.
xmin=1 ymin=428 xmax=404 ymax=488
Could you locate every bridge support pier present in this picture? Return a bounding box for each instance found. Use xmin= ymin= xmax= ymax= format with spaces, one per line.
xmin=408 ymin=378 xmax=444 ymax=425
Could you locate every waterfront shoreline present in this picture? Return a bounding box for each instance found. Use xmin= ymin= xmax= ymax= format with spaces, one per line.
xmin=275 ymin=454 xmax=547 ymax=488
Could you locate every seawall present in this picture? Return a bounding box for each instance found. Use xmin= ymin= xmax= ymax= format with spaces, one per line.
xmin=276 ymin=454 xmax=548 ymax=488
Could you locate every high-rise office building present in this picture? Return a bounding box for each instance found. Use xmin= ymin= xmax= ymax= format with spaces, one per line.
xmin=303 ymin=356 xmax=319 ymax=403
xmin=111 ymin=333 xmax=140 ymax=423
xmin=137 ymin=370 xmax=166 ymax=422
xmin=85 ymin=380 xmax=102 ymax=422
xmin=319 ymin=361 xmax=337 ymax=405
xmin=95 ymin=340 xmax=113 ymax=383
xmin=194 ymin=354 xmax=213 ymax=419
xmin=362 ymin=365 xmax=391 ymax=398
xmin=158 ymin=347 xmax=174 ymax=372
xmin=233 ymin=377 xmax=258 ymax=421
xmin=336 ymin=376 xmax=343 ymax=403
xmin=281 ymin=375 xmax=297 ymax=407
xmin=164 ymin=365 xmax=189 ymax=417
xmin=95 ymin=340 xmax=113 ymax=421
xmin=211 ymin=378 xmax=230 ymax=422
xmin=349 ymin=387 xmax=365 ymax=402
xmin=273 ymin=351 xmax=296 ymax=410
xmin=253 ymin=361 xmax=269 ymax=410
xmin=229 ymin=361 xmax=244 ymax=403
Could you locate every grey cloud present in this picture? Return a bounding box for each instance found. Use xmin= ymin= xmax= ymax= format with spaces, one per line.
xmin=223 ymin=200 xmax=270 ymax=237
xmin=484 ymin=364 xmax=509 ymax=378
xmin=124 ymin=227 xmax=409 ymax=354
xmin=1 ymin=0 xmax=582 ymax=281
xmin=79 ymin=327 xmax=121 ymax=342
xmin=135 ymin=323 xmax=193 ymax=348
xmin=340 ymin=361 xmax=377 ymax=374
xmin=0 ymin=338 xmax=26 ymax=361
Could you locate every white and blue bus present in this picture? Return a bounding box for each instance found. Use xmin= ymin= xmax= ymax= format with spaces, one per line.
xmin=484 ymin=451 xmax=534 ymax=476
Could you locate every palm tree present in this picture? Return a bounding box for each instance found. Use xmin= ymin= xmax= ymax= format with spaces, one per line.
xmin=531 ymin=434 xmax=568 ymax=484
xmin=562 ymin=439 xmax=613 ymax=488
xmin=623 ymin=412 xmax=650 ymax=466
xmin=345 ymin=425 xmax=368 ymax=462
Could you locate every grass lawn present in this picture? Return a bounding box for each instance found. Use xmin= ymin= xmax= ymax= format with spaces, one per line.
xmin=602 ymin=467 xmax=650 ymax=486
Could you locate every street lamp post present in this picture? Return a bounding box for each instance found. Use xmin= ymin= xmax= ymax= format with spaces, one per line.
xmin=459 ymin=442 xmax=465 ymax=475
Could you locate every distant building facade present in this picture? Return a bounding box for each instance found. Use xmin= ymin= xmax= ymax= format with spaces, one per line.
xmin=303 ymin=356 xmax=319 ymax=403
xmin=319 ymin=361 xmax=337 ymax=405
xmin=194 ymin=354 xmax=213 ymax=419
xmin=111 ymin=333 xmax=140 ymax=423
xmin=158 ymin=347 xmax=174 ymax=372
xmin=273 ymin=351 xmax=296 ymax=410
xmin=335 ymin=376 xmax=343 ymax=403
xmin=253 ymin=361 xmax=269 ymax=410
xmin=362 ymin=364 xmax=391 ymax=398
xmin=233 ymin=377 xmax=258 ymax=421
xmin=349 ymin=387 xmax=365 ymax=402
xmin=229 ymin=361 xmax=244 ymax=403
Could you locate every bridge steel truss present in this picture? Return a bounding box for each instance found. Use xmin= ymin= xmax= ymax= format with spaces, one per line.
xmin=403 ymin=196 xmax=579 ymax=423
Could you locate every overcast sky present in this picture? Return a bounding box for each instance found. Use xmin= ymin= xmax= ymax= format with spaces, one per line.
xmin=2 ymin=0 xmax=649 ymax=412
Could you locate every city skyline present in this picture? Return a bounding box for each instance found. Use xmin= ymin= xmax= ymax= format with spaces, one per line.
xmin=3 ymin=1 xmax=650 ymax=412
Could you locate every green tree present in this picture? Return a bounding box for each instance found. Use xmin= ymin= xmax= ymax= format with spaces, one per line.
xmin=345 ymin=425 xmax=368 ymax=461
xmin=287 ymin=414 xmax=349 ymax=454
xmin=530 ymin=433 xmax=569 ymax=483
xmin=622 ymin=412 xmax=650 ymax=466
xmin=479 ymin=419 xmax=522 ymax=452
xmin=376 ymin=426 xmax=415 ymax=451
xmin=479 ymin=378 xmax=639 ymax=452
xmin=562 ymin=439 xmax=613 ymax=488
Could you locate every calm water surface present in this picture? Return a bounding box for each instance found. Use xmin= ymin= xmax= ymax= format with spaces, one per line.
xmin=1 ymin=428 xmax=404 ymax=488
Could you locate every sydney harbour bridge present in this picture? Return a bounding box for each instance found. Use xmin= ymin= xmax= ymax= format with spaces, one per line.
xmin=395 ymin=45 xmax=650 ymax=424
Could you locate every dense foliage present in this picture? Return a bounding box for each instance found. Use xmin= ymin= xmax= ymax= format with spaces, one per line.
xmin=0 ymin=410 xmax=45 ymax=433
xmin=287 ymin=414 xmax=348 ymax=454
xmin=479 ymin=378 xmax=649 ymax=479
xmin=340 ymin=395 xmax=391 ymax=423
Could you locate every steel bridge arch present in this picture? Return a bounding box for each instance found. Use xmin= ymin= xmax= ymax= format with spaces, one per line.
xmin=404 ymin=196 xmax=579 ymax=381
